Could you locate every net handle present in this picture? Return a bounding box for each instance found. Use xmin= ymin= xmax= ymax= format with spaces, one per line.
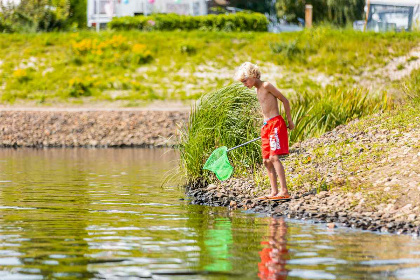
xmin=227 ymin=137 xmax=261 ymax=152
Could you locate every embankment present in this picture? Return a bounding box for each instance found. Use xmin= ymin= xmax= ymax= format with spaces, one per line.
xmin=186 ymin=108 xmax=420 ymax=236
xmin=0 ymin=109 xmax=188 ymax=147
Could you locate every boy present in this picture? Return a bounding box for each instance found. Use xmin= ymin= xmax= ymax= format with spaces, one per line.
xmin=234 ymin=62 xmax=295 ymax=200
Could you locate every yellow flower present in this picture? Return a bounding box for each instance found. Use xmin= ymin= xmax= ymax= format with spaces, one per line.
xmin=132 ymin=44 xmax=147 ymax=54
xmin=13 ymin=68 xmax=27 ymax=78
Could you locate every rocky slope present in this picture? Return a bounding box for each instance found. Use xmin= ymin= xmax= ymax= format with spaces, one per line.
xmin=186 ymin=104 xmax=420 ymax=236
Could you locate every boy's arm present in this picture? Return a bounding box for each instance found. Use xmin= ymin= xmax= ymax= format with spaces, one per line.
xmin=264 ymin=83 xmax=295 ymax=129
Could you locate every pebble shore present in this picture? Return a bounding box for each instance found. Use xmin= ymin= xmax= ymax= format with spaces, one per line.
xmin=0 ymin=110 xmax=188 ymax=147
xmin=186 ymin=111 xmax=420 ymax=236
xmin=186 ymin=180 xmax=420 ymax=236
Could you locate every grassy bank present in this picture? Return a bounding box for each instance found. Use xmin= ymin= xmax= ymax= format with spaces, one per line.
xmin=253 ymin=68 xmax=420 ymax=205
xmin=179 ymin=82 xmax=389 ymax=183
xmin=182 ymin=65 xmax=420 ymax=233
xmin=1 ymin=27 xmax=420 ymax=105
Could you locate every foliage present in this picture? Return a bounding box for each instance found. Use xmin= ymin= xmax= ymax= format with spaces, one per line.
xmin=68 ymin=0 xmax=87 ymax=29
xmin=68 ymin=77 xmax=93 ymax=97
xmin=275 ymin=0 xmax=364 ymax=26
xmin=109 ymin=12 xmax=269 ymax=32
xmin=287 ymin=86 xmax=389 ymax=143
xmin=71 ymin=35 xmax=152 ymax=66
xmin=222 ymin=0 xmax=273 ymax=15
xmin=402 ymin=68 xmax=420 ymax=105
xmin=178 ymin=82 xmax=389 ymax=182
xmin=0 ymin=0 xmax=71 ymax=32
xmin=178 ymin=84 xmax=262 ymax=183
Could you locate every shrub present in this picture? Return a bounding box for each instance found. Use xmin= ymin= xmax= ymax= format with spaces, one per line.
xmin=71 ymin=35 xmax=152 ymax=66
xmin=68 ymin=77 xmax=93 ymax=97
xmin=287 ymin=86 xmax=389 ymax=143
xmin=402 ymin=68 xmax=420 ymax=105
xmin=109 ymin=12 xmax=268 ymax=32
xmin=0 ymin=17 xmax=14 ymax=33
xmin=131 ymin=43 xmax=153 ymax=64
xmin=180 ymin=44 xmax=196 ymax=55
xmin=178 ymin=83 xmax=262 ymax=183
xmin=13 ymin=69 xmax=31 ymax=83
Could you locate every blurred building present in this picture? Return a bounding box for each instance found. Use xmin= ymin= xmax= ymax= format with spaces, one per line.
xmin=0 ymin=0 xmax=20 ymax=10
xmin=354 ymin=0 xmax=420 ymax=31
xmin=87 ymin=0 xmax=208 ymax=28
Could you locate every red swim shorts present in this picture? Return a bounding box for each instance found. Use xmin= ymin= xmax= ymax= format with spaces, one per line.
xmin=261 ymin=115 xmax=289 ymax=159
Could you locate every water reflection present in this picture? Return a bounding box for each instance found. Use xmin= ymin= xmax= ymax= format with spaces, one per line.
xmin=204 ymin=217 xmax=233 ymax=272
xmin=259 ymin=218 xmax=289 ymax=280
xmin=0 ymin=148 xmax=420 ymax=280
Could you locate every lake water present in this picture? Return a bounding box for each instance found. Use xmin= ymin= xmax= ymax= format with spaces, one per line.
xmin=0 ymin=148 xmax=420 ymax=280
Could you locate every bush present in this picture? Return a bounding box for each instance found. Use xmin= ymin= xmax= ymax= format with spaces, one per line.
xmin=71 ymin=35 xmax=152 ymax=66
xmin=402 ymin=68 xmax=420 ymax=105
xmin=178 ymin=83 xmax=262 ymax=183
xmin=109 ymin=12 xmax=268 ymax=32
xmin=68 ymin=77 xmax=93 ymax=97
xmin=288 ymin=86 xmax=389 ymax=143
xmin=0 ymin=17 xmax=14 ymax=33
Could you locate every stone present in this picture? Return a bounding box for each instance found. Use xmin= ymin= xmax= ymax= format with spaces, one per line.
xmin=317 ymin=191 xmax=328 ymax=199
xmin=408 ymin=214 xmax=417 ymax=221
xmin=400 ymin=204 xmax=413 ymax=214
xmin=205 ymin=184 xmax=217 ymax=191
xmin=327 ymin=223 xmax=337 ymax=229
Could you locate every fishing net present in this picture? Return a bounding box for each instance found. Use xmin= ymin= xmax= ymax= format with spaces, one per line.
xmin=203 ymin=146 xmax=233 ymax=181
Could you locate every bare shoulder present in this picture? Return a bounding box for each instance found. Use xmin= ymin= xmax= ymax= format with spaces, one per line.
xmin=262 ymin=81 xmax=273 ymax=89
xmin=262 ymin=81 xmax=280 ymax=93
xmin=262 ymin=81 xmax=281 ymax=94
xmin=262 ymin=81 xmax=285 ymax=100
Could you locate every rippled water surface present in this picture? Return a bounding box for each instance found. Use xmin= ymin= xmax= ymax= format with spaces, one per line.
xmin=0 ymin=148 xmax=420 ymax=280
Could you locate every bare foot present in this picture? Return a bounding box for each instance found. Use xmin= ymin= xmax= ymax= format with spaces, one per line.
xmin=278 ymin=191 xmax=290 ymax=197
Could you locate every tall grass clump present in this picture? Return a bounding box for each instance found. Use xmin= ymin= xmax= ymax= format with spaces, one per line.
xmin=402 ymin=68 xmax=420 ymax=106
xmin=288 ymin=86 xmax=390 ymax=143
xmin=179 ymin=83 xmax=262 ymax=185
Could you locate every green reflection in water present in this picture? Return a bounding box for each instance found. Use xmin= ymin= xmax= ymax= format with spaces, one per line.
xmin=0 ymin=148 xmax=420 ymax=280
xmin=204 ymin=217 xmax=233 ymax=272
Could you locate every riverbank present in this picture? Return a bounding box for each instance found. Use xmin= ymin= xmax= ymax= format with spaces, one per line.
xmin=2 ymin=29 xmax=420 ymax=104
xmin=0 ymin=108 xmax=188 ymax=147
xmin=186 ymin=103 xmax=420 ymax=236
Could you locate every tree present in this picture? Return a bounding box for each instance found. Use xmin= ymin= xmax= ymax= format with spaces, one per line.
xmin=3 ymin=0 xmax=70 ymax=31
xmin=275 ymin=0 xmax=364 ymax=25
xmin=275 ymin=0 xmax=327 ymax=23
xmin=326 ymin=0 xmax=364 ymax=26
xmin=68 ymin=0 xmax=86 ymax=29
xmin=228 ymin=0 xmax=273 ymax=14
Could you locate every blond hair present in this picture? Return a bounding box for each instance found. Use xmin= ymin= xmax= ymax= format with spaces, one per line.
xmin=234 ymin=62 xmax=261 ymax=81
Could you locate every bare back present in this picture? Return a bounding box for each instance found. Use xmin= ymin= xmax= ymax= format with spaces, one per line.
xmin=256 ymin=82 xmax=280 ymax=120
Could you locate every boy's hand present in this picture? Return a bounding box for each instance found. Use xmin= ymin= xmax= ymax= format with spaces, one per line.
xmin=287 ymin=121 xmax=295 ymax=130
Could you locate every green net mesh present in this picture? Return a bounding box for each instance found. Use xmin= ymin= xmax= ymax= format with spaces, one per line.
xmin=203 ymin=146 xmax=233 ymax=181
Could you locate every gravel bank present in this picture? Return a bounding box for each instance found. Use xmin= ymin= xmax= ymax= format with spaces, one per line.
xmin=0 ymin=110 xmax=188 ymax=147
xmin=186 ymin=180 xmax=420 ymax=236
xmin=185 ymin=109 xmax=420 ymax=236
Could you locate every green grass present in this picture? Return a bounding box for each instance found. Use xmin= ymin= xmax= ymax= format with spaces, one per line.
xmin=287 ymin=86 xmax=390 ymax=143
xmin=179 ymin=82 xmax=389 ymax=184
xmin=255 ymin=68 xmax=420 ymax=197
xmin=178 ymin=83 xmax=261 ymax=183
xmin=1 ymin=27 xmax=420 ymax=104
